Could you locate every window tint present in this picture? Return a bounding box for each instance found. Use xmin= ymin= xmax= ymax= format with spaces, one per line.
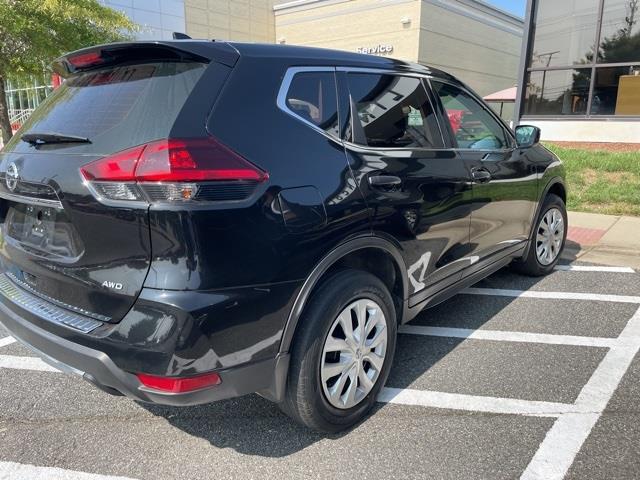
xmin=529 ymin=0 xmax=600 ymax=68
xmin=17 ymin=62 xmax=206 ymax=154
xmin=598 ymin=0 xmax=640 ymax=64
xmin=591 ymin=66 xmax=640 ymax=115
xmin=524 ymin=69 xmax=592 ymax=116
xmin=432 ymin=81 xmax=509 ymax=150
xmin=346 ymin=73 xmax=442 ymax=148
xmin=285 ymin=71 xmax=339 ymax=137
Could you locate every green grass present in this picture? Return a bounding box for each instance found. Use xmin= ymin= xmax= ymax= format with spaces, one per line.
xmin=545 ymin=143 xmax=640 ymax=217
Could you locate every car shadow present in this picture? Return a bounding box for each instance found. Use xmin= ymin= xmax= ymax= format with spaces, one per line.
xmin=561 ymin=239 xmax=581 ymax=263
xmin=141 ymin=262 xmax=557 ymax=457
xmin=141 ymin=394 xmax=337 ymax=457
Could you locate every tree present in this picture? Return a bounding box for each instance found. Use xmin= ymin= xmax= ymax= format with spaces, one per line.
xmin=0 ymin=0 xmax=138 ymax=143
xmin=598 ymin=30 xmax=640 ymax=64
xmin=621 ymin=0 xmax=638 ymax=37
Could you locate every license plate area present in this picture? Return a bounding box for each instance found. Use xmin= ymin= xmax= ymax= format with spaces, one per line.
xmin=4 ymin=202 xmax=84 ymax=259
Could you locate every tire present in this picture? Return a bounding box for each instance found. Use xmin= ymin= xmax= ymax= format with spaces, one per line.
xmin=280 ymin=269 xmax=397 ymax=433
xmin=513 ymin=193 xmax=567 ymax=276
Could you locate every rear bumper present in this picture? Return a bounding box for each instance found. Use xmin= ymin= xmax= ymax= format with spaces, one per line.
xmin=0 ymin=281 xmax=291 ymax=406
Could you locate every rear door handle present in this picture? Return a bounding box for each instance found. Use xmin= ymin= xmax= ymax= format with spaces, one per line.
xmin=368 ymin=175 xmax=402 ymax=189
xmin=471 ymin=168 xmax=491 ymax=184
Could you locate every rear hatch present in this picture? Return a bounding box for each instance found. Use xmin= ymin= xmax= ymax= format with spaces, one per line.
xmin=0 ymin=44 xmax=217 ymax=324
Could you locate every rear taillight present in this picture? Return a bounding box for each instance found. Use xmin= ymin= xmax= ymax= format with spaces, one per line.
xmin=81 ymin=138 xmax=268 ymax=204
xmin=137 ymin=372 xmax=222 ymax=393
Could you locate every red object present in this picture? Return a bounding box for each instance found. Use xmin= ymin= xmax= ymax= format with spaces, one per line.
xmin=81 ymin=144 xmax=146 ymax=181
xmin=81 ymin=138 xmax=268 ymax=182
xmin=137 ymin=372 xmax=222 ymax=393
xmin=68 ymin=51 xmax=104 ymax=68
xmin=446 ymin=109 xmax=466 ymax=135
xmin=566 ymin=226 xmax=606 ymax=246
xmin=51 ymin=73 xmax=62 ymax=89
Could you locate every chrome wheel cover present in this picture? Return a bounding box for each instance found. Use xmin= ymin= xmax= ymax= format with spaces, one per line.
xmin=320 ymin=299 xmax=388 ymax=410
xmin=536 ymin=207 xmax=565 ymax=266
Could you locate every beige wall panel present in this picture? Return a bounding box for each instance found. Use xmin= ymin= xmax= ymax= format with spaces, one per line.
xmin=186 ymin=22 xmax=209 ymax=38
xmin=187 ymin=0 xmax=276 ymax=41
xmin=276 ymin=0 xmax=422 ymax=61
xmin=206 ymin=0 xmax=228 ymax=14
xmin=230 ymin=2 xmax=250 ymax=18
xmin=185 ymin=0 xmax=207 ymax=10
xmin=185 ymin=5 xmax=208 ymax=26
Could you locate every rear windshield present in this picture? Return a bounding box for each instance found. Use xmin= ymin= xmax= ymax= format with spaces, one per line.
xmin=10 ymin=61 xmax=206 ymax=154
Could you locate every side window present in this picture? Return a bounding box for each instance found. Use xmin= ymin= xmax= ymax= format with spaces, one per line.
xmin=432 ymin=81 xmax=509 ymax=150
xmin=346 ymin=73 xmax=443 ymax=149
xmin=285 ymin=71 xmax=339 ymax=137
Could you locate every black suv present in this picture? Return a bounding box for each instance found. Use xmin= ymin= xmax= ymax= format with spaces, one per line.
xmin=0 ymin=40 xmax=567 ymax=432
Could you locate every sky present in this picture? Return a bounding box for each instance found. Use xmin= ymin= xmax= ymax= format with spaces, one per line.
xmin=486 ymin=0 xmax=526 ymax=18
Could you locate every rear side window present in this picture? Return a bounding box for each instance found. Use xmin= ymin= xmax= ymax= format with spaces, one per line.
xmin=431 ymin=80 xmax=509 ymax=150
xmin=15 ymin=62 xmax=206 ymax=154
xmin=284 ymin=71 xmax=339 ymax=137
xmin=346 ymin=73 xmax=443 ymax=149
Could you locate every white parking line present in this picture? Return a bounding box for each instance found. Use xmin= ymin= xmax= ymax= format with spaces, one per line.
xmin=521 ymin=304 xmax=640 ymax=480
xmin=462 ymin=287 xmax=640 ymax=304
xmin=378 ymin=388 xmax=574 ymax=417
xmin=0 ymin=461 xmax=137 ymax=480
xmin=399 ymin=325 xmax=619 ymax=348
xmin=554 ymin=265 xmax=636 ymax=273
xmin=0 ymin=355 xmax=58 ymax=372
xmin=0 ymin=336 xmax=16 ymax=348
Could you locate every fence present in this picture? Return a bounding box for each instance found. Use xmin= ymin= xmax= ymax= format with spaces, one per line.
xmin=5 ymin=76 xmax=54 ymax=132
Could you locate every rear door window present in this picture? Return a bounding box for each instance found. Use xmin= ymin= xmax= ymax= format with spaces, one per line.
xmin=346 ymin=73 xmax=443 ymax=149
xmin=284 ymin=71 xmax=340 ymax=137
xmin=14 ymin=61 xmax=206 ymax=154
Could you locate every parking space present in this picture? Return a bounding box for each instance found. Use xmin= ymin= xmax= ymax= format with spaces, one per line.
xmin=1 ymin=261 xmax=639 ymax=479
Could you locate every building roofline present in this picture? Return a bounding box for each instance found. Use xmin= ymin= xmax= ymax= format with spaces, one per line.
xmin=459 ymin=0 xmax=524 ymax=23
xmin=274 ymin=0 xmax=347 ymax=12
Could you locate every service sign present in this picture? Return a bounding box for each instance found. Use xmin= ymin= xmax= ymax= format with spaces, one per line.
xmin=356 ymin=44 xmax=394 ymax=55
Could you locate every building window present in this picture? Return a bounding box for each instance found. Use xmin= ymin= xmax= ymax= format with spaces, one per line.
xmin=525 ymin=69 xmax=592 ymax=115
xmin=598 ymin=0 xmax=640 ymax=63
xmin=529 ymin=0 xmax=600 ymax=68
xmin=592 ymin=66 xmax=640 ymax=114
xmin=523 ymin=0 xmax=640 ymax=118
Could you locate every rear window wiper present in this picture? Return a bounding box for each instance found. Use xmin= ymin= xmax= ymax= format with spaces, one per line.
xmin=21 ymin=132 xmax=91 ymax=145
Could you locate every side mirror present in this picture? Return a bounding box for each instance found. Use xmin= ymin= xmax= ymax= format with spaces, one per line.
xmin=515 ymin=125 xmax=541 ymax=148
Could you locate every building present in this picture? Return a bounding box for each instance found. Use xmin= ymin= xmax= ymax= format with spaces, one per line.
xmin=514 ymin=0 xmax=640 ymax=143
xmin=274 ymin=0 xmax=524 ymax=96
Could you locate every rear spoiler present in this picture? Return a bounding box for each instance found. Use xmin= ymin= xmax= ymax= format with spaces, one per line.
xmin=52 ymin=41 xmax=239 ymax=77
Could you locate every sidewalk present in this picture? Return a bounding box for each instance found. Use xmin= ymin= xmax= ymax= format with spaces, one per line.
xmin=563 ymin=211 xmax=640 ymax=268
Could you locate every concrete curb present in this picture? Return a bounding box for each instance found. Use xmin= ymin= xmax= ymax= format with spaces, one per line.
xmin=563 ymin=211 xmax=640 ymax=268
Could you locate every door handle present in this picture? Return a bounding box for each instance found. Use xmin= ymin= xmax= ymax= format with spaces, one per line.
xmin=368 ymin=175 xmax=402 ymax=189
xmin=471 ymin=168 xmax=491 ymax=184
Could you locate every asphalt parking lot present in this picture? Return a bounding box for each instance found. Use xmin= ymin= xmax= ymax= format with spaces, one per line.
xmin=1 ymin=261 xmax=639 ymax=480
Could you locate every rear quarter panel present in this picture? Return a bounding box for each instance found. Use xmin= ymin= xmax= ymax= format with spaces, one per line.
xmin=145 ymin=56 xmax=371 ymax=291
